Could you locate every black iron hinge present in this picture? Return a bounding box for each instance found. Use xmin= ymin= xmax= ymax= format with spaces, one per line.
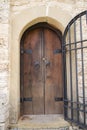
xmin=21 ymin=49 xmax=32 ymax=54
xmin=20 ymin=97 xmax=32 ymax=103
xmin=55 ymin=97 xmax=63 ymax=101
xmin=53 ymin=49 xmax=62 ymax=54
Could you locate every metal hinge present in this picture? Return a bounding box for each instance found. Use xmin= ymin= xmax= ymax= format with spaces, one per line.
xmin=21 ymin=49 xmax=32 ymax=54
xmin=53 ymin=49 xmax=62 ymax=54
xmin=20 ymin=97 xmax=32 ymax=102
xmin=55 ymin=97 xmax=63 ymax=101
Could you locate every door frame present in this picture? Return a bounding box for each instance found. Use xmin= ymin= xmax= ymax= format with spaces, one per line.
xmin=20 ymin=22 xmax=63 ymax=115
xmin=9 ymin=6 xmax=71 ymax=123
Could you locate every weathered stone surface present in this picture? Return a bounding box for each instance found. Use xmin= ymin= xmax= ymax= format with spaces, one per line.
xmin=10 ymin=128 xmax=69 ymax=130
xmin=0 ymin=0 xmax=9 ymax=128
xmin=9 ymin=126 xmax=83 ymax=130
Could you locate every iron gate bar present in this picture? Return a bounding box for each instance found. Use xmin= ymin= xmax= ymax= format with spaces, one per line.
xmin=68 ymin=26 xmax=73 ymax=120
xmin=63 ymin=10 xmax=87 ymax=39
xmin=64 ymin=106 xmax=87 ymax=113
xmin=80 ymin=16 xmax=86 ymax=125
xmin=64 ymin=105 xmax=87 ymax=111
xmin=62 ymin=37 xmax=68 ymax=119
xmin=65 ymin=117 xmax=87 ymax=128
xmin=63 ymin=10 xmax=87 ymax=128
xmin=64 ymin=46 xmax=87 ymax=52
xmin=74 ymin=21 xmax=79 ymax=122
xmin=86 ymin=11 xmax=87 ymax=24
xmin=64 ymin=99 xmax=83 ymax=103
xmin=63 ymin=39 xmax=87 ymax=46
xmin=64 ymin=99 xmax=87 ymax=106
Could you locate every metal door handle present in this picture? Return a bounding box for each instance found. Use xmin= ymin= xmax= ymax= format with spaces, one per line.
xmin=34 ymin=61 xmax=40 ymax=69
xmin=45 ymin=60 xmax=50 ymax=67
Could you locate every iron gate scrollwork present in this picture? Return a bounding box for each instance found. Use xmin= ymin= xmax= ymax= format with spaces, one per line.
xmin=63 ymin=10 xmax=87 ymax=128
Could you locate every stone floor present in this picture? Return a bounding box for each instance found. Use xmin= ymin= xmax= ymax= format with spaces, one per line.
xmin=10 ymin=114 xmax=70 ymax=129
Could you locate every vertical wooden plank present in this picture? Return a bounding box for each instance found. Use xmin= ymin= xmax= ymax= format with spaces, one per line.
xmin=31 ymin=29 xmax=44 ymax=114
xmin=44 ymin=28 xmax=63 ymax=114
xmin=23 ymin=28 xmax=44 ymax=114
xmin=23 ymin=31 xmax=33 ymax=114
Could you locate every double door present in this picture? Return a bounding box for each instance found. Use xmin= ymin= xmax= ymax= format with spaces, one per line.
xmin=20 ymin=26 xmax=63 ymax=115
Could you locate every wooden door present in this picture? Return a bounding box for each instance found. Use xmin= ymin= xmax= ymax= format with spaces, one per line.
xmin=44 ymin=29 xmax=63 ymax=114
xmin=20 ymin=25 xmax=63 ymax=115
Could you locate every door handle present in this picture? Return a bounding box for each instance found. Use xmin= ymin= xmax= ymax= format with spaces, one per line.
xmin=45 ymin=60 xmax=50 ymax=67
xmin=42 ymin=57 xmax=50 ymax=67
xmin=34 ymin=61 xmax=40 ymax=69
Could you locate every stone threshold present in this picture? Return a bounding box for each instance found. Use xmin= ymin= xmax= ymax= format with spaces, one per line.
xmin=9 ymin=114 xmax=70 ymax=129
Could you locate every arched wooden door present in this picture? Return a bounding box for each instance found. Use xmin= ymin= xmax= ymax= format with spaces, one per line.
xmin=20 ymin=23 xmax=63 ymax=115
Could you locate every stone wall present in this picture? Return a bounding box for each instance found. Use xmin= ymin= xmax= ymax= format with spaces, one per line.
xmin=0 ymin=0 xmax=87 ymax=129
xmin=0 ymin=0 xmax=10 ymax=129
xmin=10 ymin=0 xmax=87 ymax=16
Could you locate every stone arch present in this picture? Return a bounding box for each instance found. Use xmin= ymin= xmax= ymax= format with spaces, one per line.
xmin=19 ymin=17 xmax=64 ymax=39
xmin=10 ymin=5 xmax=72 ymax=123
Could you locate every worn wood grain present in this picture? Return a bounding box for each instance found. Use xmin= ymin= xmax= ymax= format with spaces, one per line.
xmin=20 ymin=26 xmax=63 ymax=115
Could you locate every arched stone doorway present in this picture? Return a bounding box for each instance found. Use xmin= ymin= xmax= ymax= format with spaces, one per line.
xmin=20 ymin=23 xmax=63 ymax=115
xmin=9 ymin=5 xmax=71 ymax=123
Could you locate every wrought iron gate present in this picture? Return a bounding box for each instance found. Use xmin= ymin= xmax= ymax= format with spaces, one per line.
xmin=63 ymin=10 xmax=87 ymax=128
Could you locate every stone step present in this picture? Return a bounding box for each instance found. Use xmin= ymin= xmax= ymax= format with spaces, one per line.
xmin=10 ymin=127 xmax=69 ymax=130
xmin=9 ymin=126 xmax=84 ymax=130
xmin=9 ymin=115 xmax=70 ymax=130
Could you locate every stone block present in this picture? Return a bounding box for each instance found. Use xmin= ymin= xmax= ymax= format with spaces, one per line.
xmin=0 ymin=123 xmax=6 ymax=130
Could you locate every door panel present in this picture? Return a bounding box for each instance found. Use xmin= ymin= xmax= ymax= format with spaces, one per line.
xmin=20 ymin=25 xmax=63 ymax=115
xmin=44 ymin=29 xmax=63 ymax=114
xmin=23 ymin=29 xmax=44 ymax=114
